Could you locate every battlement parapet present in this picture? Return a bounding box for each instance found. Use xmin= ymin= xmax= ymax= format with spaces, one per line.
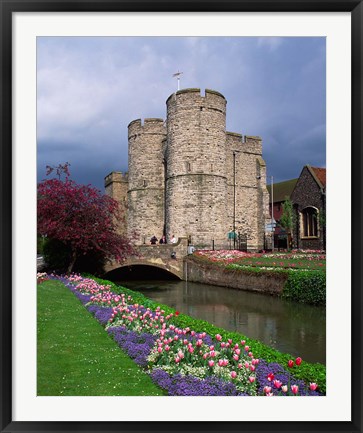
xmin=166 ymin=88 xmax=226 ymax=107
xmin=226 ymin=132 xmax=262 ymax=155
xmin=244 ymin=136 xmax=262 ymax=155
xmin=128 ymin=118 xmax=166 ymax=139
xmin=104 ymin=171 xmax=128 ymax=187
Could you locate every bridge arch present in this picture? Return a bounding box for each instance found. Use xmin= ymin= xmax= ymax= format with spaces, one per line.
xmin=104 ymin=262 xmax=182 ymax=281
xmin=103 ymin=237 xmax=189 ymax=280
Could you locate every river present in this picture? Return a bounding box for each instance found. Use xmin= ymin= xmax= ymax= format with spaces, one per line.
xmin=117 ymin=279 xmax=326 ymax=365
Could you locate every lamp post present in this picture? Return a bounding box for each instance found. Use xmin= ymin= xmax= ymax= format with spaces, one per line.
xmin=233 ymin=151 xmax=241 ymax=250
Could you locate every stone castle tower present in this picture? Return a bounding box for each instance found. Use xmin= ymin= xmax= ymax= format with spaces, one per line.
xmin=105 ymin=88 xmax=270 ymax=251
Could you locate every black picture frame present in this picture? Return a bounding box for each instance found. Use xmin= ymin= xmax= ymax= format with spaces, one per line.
xmin=1 ymin=1 xmax=362 ymax=432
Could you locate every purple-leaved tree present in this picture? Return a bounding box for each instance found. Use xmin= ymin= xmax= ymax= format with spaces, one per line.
xmin=38 ymin=163 xmax=135 ymax=273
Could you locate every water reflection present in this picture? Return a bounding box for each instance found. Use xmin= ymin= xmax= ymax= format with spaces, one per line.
xmin=118 ymin=280 xmax=326 ymax=365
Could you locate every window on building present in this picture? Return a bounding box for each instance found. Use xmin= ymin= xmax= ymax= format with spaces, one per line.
xmin=186 ymin=161 xmax=191 ymax=172
xmin=301 ymin=207 xmax=318 ymax=237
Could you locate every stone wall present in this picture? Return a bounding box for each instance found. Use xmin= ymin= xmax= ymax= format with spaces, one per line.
xmin=104 ymin=172 xmax=128 ymax=234
xmin=184 ymin=258 xmax=287 ymax=295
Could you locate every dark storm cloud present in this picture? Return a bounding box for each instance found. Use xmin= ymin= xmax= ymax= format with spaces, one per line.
xmin=37 ymin=36 xmax=325 ymax=190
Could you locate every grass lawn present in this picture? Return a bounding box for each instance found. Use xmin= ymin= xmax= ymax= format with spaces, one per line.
xmin=37 ymin=279 xmax=164 ymax=396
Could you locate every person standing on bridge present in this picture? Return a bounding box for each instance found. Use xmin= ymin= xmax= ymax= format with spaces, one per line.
xmin=150 ymin=235 xmax=158 ymax=245
xmin=159 ymin=235 xmax=167 ymax=244
xmin=170 ymin=234 xmax=177 ymax=244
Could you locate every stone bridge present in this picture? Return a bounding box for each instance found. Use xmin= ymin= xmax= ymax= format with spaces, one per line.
xmin=104 ymin=237 xmax=190 ymax=280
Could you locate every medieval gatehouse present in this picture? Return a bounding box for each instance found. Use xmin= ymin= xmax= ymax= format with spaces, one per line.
xmin=105 ymin=88 xmax=270 ymax=251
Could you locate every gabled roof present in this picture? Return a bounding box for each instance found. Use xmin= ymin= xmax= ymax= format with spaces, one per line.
xmin=266 ymin=178 xmax=298 ymax=203
xmin=308 ymin=166 xmax=326 ymax=189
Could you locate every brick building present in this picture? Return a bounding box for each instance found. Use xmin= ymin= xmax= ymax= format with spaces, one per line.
xmin=291 ymin=165 xmax=326 ymax=250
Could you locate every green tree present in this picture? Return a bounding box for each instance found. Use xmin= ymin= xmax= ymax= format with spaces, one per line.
xmin=279 ymin=197 xmax=295 ymax=251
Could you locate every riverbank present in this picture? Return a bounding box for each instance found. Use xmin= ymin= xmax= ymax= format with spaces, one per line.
xmin=184 ymin=251 xmax=326 ymax=306
xmin=39 ymin=272 xmax=325 ymax=395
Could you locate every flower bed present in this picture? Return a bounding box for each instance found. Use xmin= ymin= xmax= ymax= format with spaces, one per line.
xmin=194 ymin=250 xmax=326 ymax=271
xmin=38 ymin=272 xmax=324 ymax=397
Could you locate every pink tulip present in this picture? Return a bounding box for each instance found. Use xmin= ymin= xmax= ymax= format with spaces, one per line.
xmin=175 ymin=356 xmax=180 ymax=363
xmin=216 ymin=334 xmax=222 ymax=341
xmin=263 ymin=386 xmax=272 ymax=394
xmin=208 ymin=360 xmax=215 ymax=367
xmin=244 ymin=361 xmax=250 ymax=368
xmin=291 ymin=385 xmax=299 ymax=395
xmin=218 ymin=359 xmax=224 ymax=367
xmin=241 ymin=340 xmax=246 ymax=345
xmin=231 ymin=371 xmax=237 ymax=379
xmin=273 ymin=380 xmax=282 ymax=389
xmin=266 ymin=392 xmax=274 ymax=397
xmin=238 ymin=363 xmax=243 ymax=369
xmin=309 ymin=383 xmax=318 ymax=391
xmin=188 ymin=346 xmax=194 ymax=353
xmin=281 ymin=385 xmax=288 ymax=393
xmin=157 ymin=347 xmax=163 ymax=353
xmin=244 ymin=345 xmax=250 ymax=351
xmin=233 ymin=354 xmax=239 ymax=361
xmin=248 ymin=376 xmax=255 ymax=383
xmin=249 ymin=365 xmax=255 ymax=372
xmin=178 ymin=350 xmax=184 ymax=359
xmin=235 ymin=349 xmax=241 ymax=355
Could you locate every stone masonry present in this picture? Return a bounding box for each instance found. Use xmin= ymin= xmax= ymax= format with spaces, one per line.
xmin=105 ymin=88 xmax=270 ymax=251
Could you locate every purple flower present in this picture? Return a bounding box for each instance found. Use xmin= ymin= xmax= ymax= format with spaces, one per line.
xmin=255 ymin=359 xmax=323 ymax=396
xmin=108 ymin=327 xmax=157 ymax=366
xmin=86 ymin=305 xmax=114 ymax=326
xmin=149 ymin=369 xmax=249 ymax=396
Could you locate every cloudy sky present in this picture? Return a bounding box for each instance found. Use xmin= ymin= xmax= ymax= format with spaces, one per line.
xmin=37 ymin=36 xmax=326 ymax=191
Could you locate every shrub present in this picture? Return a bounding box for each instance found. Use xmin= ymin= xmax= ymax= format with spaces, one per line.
xmin=43 ymin=239 xmax=106 ymax=275
xmin=43 ymin=238 xmax=70 ymax=272
xmin=282 ymin=270 xmax=325 ymax=306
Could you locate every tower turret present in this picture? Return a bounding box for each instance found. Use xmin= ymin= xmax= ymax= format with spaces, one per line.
xmin=165 ymin=88 xmax=228 ymax=247
xmin=127 ymin=118 xmax=166 ymax=244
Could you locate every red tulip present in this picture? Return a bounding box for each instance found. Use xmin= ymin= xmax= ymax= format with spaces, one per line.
xmin=295 ymin=357 xmax=302 ymax=366
xmin=267 ymin=373 xmax=275 ymax=382
xmin=309 ymin=383 xmax=318 ymax=391
xmin=288 ymin=360 xmax=294 ymax=368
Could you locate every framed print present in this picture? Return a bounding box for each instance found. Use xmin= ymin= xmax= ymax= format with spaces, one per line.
xmin=1 ymin=1 xmax=362 ymax=432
